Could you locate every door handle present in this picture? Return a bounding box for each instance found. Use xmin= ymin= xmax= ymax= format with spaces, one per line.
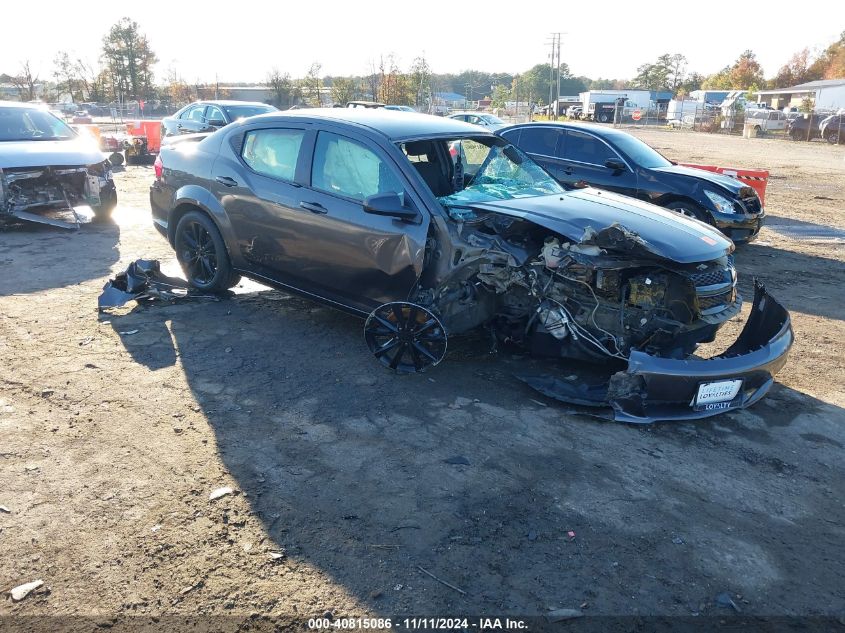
xmin=215 ymin=176 xmax=238 ymax=187
xmin=300 ymin=201 xmax=327 ymax=214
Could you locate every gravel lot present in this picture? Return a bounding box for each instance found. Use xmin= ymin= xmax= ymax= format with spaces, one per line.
xmin=1 ymin=128 xmax=844 ymax=631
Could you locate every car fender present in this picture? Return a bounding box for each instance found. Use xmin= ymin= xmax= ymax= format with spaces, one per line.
xmin=170 ymin=184 xmax=244 ymax=268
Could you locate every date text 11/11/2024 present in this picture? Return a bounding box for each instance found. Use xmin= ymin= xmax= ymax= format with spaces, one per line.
xmin=307 ymin=618 xmax=529 ymax=630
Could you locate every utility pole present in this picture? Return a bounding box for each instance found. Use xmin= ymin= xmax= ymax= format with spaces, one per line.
xmin=547 ymin=32 xmax=566 ymax=120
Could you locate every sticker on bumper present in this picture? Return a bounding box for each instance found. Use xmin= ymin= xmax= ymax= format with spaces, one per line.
xmin=695 ymin=379 xmax=743 ymax=408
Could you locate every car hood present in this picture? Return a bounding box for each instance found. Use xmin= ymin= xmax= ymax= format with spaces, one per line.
xmin=0 ymin=138 xmax=107 ymax=169
xmin=652 ymin=164 xmax=744 ymax=194
xmin=470 ymin=187 xmax=733 ymax=264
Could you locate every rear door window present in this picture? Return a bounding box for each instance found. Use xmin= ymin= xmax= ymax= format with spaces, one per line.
xmin=241 ymin=128 xmax=305 ymax=182
xmin=563 ymin=130 xmax=616 ymax=165
xmin=515 ymin=127 xmax=564 ymax=157
xmin=310 ymin=131 xmax=404 ymax=202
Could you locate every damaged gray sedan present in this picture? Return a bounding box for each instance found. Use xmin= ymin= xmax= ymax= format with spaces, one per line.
xmin=150 ymin=109 xmax=792 ymax=422
xmin=0 ymin=102 xmax=116 ymax=229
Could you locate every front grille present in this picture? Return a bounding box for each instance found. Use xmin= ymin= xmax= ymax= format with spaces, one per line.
xmin=699 ymin=292 xmax=733 ymax=311
xmin=689 ymin=267 xmax=732 ymax=287
xmin=740 ymin=193 xmax=762 ymax=214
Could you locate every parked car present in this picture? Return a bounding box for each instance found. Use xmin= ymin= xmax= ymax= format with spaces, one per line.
xmin=384 ymin=105 xmax=416 ymax=112
xmin=819 ymin=114 xmax=845 ymax=144
xmin=788 ymin=113 xmax=825 ymax=141
xmin=347 ymin=101 xmax=386 ymax=109
xmin=0 ymin=101 xmax=117 ymax=229
xmin=71 ymin=110 xmax=93 ymax=124
xmin=499 ymin=122 xmax=765 ymax=242
xmin=446 ymin=111 xmax=507 ymax=131
xmin=149 ymin=108 xmax=791 ymax=422
xmin=744 ymin=109 xmax=787 ymax=134
xmin=160 ymin=101 xmax=277 ymax=139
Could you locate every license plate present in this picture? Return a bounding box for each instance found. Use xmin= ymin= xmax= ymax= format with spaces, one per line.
xmin=695 ymin=379 xmax=742 ymax=406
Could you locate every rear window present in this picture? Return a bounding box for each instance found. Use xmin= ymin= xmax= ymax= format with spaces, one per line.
xmin=223 ymin=105 xmax=277 ymax=121
xmin=242 ymin=128 xmax=304 ymax=181
xmin=0 ymin=107 xmax=76 ymax=142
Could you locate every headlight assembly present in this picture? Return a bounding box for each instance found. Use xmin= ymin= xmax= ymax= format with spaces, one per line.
xmin=704 ymin=189 xmax=737 ymax=214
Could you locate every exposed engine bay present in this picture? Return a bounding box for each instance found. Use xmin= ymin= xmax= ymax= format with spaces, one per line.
xmin=0 ymin=161 xmax=113 ymax=229
xmin=417 ymin=210 xmax=739 ymax=363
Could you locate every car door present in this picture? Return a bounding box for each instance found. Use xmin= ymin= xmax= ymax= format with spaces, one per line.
xmin=203 ymin=105 xmax=226 ymax=131
xmin=500 ymin=126 xmax=565 ymax=180
xmin=558 ymin=129 xmax=638 ymax=196
xmin=212 ymin=125 xmax=309 ymax=279
xmin=292 ymin=129 xmax=429 ymax=310
xmin=175 ymin=105 xmax=208 ymax=135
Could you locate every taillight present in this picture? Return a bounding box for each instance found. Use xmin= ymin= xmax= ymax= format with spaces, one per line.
xmin=154 ymin=154 xmax=163 ymax=180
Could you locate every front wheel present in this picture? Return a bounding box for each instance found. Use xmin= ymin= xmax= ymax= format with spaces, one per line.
xmin=174 ymin=211 xmax=240 ymax=291
xmin=666 ymin=201 xmax=711 ymax=224
xmin=92 ymin=183 xmax=117 ymax=220
xmin=826 ymin=131 xmax=841 ymax=144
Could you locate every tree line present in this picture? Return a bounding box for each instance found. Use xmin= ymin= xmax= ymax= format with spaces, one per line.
xmin=1 ymin=21 xmax=843 ymax=109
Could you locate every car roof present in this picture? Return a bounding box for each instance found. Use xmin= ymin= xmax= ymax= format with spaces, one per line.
xmin=501 ymin=121 xmax=633 ymax=139
xmin=194 ymin=100 xmax=273 ymax=108
xmin=0 ymin=100 xmax=47 ymax=109
xmin=242 ymin=108 xmax=491 ymax=141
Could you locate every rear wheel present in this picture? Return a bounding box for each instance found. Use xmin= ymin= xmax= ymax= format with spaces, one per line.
xmin=826 ymin=131 xmax=841 ymax=144
xmin=174 ymin=211 xmax=240 ymax=291
xmin=666 ymin=201 xmax=711 ymax=224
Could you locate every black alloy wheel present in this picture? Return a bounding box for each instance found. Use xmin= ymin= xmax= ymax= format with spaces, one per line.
xmin=174 ymin=211 xmax=239 ymax=291
xmin=364 ymin=302 xmax=447 ymax=374
xmin=666 ymin=201 xmax=711 ymax=224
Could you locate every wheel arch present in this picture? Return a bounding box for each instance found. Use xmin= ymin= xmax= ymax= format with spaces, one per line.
xmin=168 ymin=187 xmax=242 ymax=268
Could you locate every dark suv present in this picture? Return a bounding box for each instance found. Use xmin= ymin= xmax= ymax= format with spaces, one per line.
xmin=500 ymin=122 xmax=765 ymax=242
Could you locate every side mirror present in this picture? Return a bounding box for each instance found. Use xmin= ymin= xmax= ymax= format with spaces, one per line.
xmin=605 ymin=158 xmax=627 ymax=171
xmin=206 ymin=119 xmax=226 ymax=128
xmin=363 ymin=192 xmax=419 ymax=221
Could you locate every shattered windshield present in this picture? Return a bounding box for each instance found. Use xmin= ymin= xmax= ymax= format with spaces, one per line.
xmin=0 ymin=107 xmax=77 ymax=142
xmin=436 ymin=138 xmax=563 ymax=217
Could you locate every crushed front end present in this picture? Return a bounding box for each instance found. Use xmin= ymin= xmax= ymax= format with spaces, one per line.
xmin=519 ymin=281 xmax=792 ymax=423
xmin=0 ymin=161 xmax=113 ymax=229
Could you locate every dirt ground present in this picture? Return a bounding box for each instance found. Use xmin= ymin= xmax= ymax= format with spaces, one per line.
xmin=1 ymin=129 xmax=844 ymax=631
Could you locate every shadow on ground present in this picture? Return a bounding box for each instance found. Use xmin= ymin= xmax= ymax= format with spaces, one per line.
xmin=0 ymin=220 xmax=121 ymax=296
xmin=106 ymin=284 xmax=845 ymax=616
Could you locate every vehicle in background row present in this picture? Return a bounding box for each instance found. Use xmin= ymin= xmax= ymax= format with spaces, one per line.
xmin=446 ymin=111 xmax=507 ymax=131
xmin=500 ymin=122 xmax=765 ymax=242
xmin=384 ymin=105 xmax=416 ymax=112
xmin=820 ymin=113 xmax=845 ymax=144
xmin=788 ymin=113 xmax=826 ymax=141
xmin=150 ymin=108 xmax=791 ymax=422
xmin=347 ymin=101 xmax=386 ymax=109
xmin=160 ymin=101 xmax=277 ymax=139
xmin=745 ymin=109 xmax=787 ymax=134
xmin=0 ymin=101 xmax=117 ymax=229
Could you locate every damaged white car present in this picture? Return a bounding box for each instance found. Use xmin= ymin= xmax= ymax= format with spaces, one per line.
xmin=0 ymin=101 xmax=116 ymax=229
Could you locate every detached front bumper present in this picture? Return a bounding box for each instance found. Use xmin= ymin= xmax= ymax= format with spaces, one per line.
xmin=712 ymin=208 xmax=765 ymax=243
xmin=520 ymin=281 xmax=793 ymax=423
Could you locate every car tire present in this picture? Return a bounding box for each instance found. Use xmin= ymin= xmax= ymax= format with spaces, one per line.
xmin=826 ymin=131 xmax=841 ymax=144
xmin=666 ymin=201 xmax=711 ymax=224
xmin=92 ymin=183 xmax=118 ymax=220
xmin=174 ymin=210 xmax=241 ymax=292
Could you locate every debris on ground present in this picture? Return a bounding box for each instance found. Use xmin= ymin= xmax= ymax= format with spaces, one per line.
xmin=443 ymin=455 xmax=470 ymax=465
xmin=672 ymin=536 xmax=685 ymax=545
xmin=417 ymin=566 xmax=466 ymax=595
xmin=0 ymin=505 xmax=10 ymax=513
xmin=268 ymin=551 xmax=286 ymax=561
xmin=715 ymin=592 xmax=741 ymax=612
xmin=546 ymin=608 xmax=583 ymax=622
xmin=567 ymin=530 xmax=576 ymax=540
xmin=10 ymin=579 xmax=44 ymax=601
xmin=209 ymin=487 xmax=234 ymax=501
xmin=119 ymin=329 xmax=139 ymax=336
xmin=98 ymin=259 xmax=218 ymax=309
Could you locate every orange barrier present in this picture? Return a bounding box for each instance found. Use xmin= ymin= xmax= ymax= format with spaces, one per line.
xmin=680 ymin=163 xmax=769 ymax=206
xmin=126 ymin=120 xmax=162 ymax=153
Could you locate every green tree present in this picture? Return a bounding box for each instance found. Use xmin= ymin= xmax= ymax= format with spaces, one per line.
xmin=330 ymin=76 xmax=356 ymax=106
xmin=266 ymin=68 xmax=297 ymax=109
xmin=409 ymin=55 xmax=432 ymax=109
xmin=491 ymin=84 xmax=510 ymax=109
xmin=302 ymin=62 xmax=323 ymax=106
xmin=729 ymin=50 xmax=765 ymax=89
xmin=101 ymin=18 xmax=157 ymax=100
